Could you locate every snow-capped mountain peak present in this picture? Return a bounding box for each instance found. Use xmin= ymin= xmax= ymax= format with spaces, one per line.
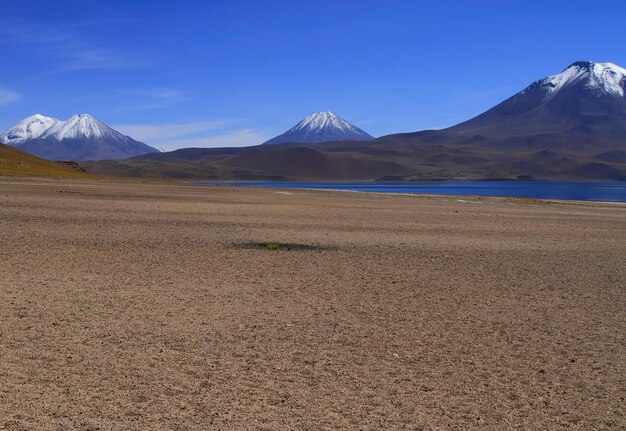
xmin=528 ymin=61 xmax=626 ymax=99
xmin=293 ymin=111 xmax=354 ymax=132
xmin=0 ymin=114 xmax=60 ymax=145
xmin=264 ymin=111 xmax=374 ymax=145
xmin=42 ymin=113 xmax=116 ymax=140
xmin=451 ymin=60 xmax=626 ymax=136
xmin=0 ymin=113 xmax=158 ymax=160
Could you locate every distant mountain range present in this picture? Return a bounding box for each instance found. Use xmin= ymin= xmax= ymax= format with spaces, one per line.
xmin=4 ymin=61 xmax=626 ymax=180
xmin=0 ymin=114 xmax=157 ymax=161
xmin=263 ymin=111 xmax=373 ymax=145
xmin=84 ymin=60 xmax=626 ymax=181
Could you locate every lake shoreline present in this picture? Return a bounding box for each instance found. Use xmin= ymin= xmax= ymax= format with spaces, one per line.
xmin=193 ymin=180 xmax=626 ymax=203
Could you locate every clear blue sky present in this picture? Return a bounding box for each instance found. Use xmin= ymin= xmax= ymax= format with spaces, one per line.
xmin=1 ymin=0 xmax=625 ymax=149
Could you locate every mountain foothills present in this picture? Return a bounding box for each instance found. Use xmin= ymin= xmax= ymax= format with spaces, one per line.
xmin=0 ymin=114 xmax=157 ymax=161
xmin=263 ymin=111 xmax=374 ymax=145
xmin=0 ymin=143 xmax=89 ymax=177
xmin=4 ymin=60 xmax=626 ymax=180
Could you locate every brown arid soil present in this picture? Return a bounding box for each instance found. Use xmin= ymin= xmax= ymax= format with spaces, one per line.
xmin=0 ymin=144 xmax=91 ymax=179
xmin=0 ymin=177 xmax=624 ymax=430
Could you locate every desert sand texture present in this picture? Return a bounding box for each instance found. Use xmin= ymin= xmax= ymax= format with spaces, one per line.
xmin=0 ymin=177 xmax=624 ymax=430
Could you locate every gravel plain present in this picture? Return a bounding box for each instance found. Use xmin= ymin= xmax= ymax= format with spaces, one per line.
xmin=0 ymin=177 xmax=624 ymax=430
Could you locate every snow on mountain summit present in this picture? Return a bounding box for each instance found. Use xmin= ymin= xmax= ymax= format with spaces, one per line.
xmin=1 ymin=113 xmax=126 ymax=144
xmin=42 ymin=114 xmax=124 ymax=141
xmin=450 ymin=60 xmax=626 ymax=136
xmin=525 ymin=61 xmax=626 ymax=99
xmin=264 ymin=111 xmax=374 ymax=145
xmin=0 ymin=113 xmax=158 ymax=160
xmin=0 ymin=114 xmax=60 ymax=145
xmin=293 ymin=112 xmax=358 ymax=133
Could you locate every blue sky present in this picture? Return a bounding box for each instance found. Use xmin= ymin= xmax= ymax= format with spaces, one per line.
xmin=1 ymin=0 xmax=625 ymax=150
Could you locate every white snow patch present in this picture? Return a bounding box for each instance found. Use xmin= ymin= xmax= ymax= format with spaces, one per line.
xmin=0 ymin=114 xmax=60 ymax=145
xmin=1 ymin=113 xmax=138 ymax=146
xmin=526 ymin=61 xmax=626 ymax=100
xmin=291 ymin=112 xmax=361 ymax=134
xmin=43 ymin=114 xmax=113 ymax=140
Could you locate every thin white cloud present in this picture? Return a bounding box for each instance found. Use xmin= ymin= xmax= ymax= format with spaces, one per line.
xmin=113 ymin=121 xmax=230 ymax=142
xmin=113 ymin=121 xmax=270 ymax=150
xmin=116 ymin=88 xmax=188 ymax=110
xmin=163 ymin=129 xmax=272 ymax=150
xmin=138 ymin=88 xmax=185 ymax=100
xmin=0 ymin=88 xmax=21 ymax=106
xmin=0 ymin=22 xmax=67 ymax=45
xmin=54 ymin=48 xmax=127 ymax=72
xmin=0 ymin=20 xmax=132 ymax=73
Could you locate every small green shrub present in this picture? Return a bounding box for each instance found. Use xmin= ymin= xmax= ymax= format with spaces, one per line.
xmin=265 ymin=242 xmax=280 ymax=250
xmin=70 ymin=298 xmax=89 ymax=307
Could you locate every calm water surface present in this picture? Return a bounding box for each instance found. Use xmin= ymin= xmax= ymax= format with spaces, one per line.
xmin=194 ymin=181 xmax=626 ymax=203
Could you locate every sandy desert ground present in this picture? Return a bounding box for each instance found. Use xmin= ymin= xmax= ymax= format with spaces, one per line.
xmin=0 ymin=177 xmax=624 ymax=430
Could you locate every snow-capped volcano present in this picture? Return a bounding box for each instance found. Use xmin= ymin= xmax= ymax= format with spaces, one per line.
xmin=1 ymin=114 xmax=157 ymax=161
xmin=451 ymin=60 xmax=626 ymax=134
xmin=263 ymin=111 xmax=374 ymax=145
xmin=0 ymin=114 xmax=60 ymax=145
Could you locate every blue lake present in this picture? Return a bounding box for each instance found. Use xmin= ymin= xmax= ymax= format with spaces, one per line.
xmin=194 ymin=181 xmax=626 ymax=203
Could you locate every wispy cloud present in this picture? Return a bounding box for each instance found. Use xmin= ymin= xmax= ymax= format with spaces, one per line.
xmin=138 ymin=88 xmax=186 ymax=102
xmin=0 ymin=20 xmax=132 ymax=73
xmin=162 ymin=129 xmax=272 ymax=150
xmin=113 ymin=121 xmax=230 ymax=142
xmin=0 ymin=88 xmax=21 ymax=106
xmin=0 ymin=22 xmax=67 ymax=45
xmin=116 ymin=87 xmax=188 ymax=110
xmin=113 ymin=121 xmax=270 ymax=150
xmin=53 ymin=48 xmax=127 ymax=72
